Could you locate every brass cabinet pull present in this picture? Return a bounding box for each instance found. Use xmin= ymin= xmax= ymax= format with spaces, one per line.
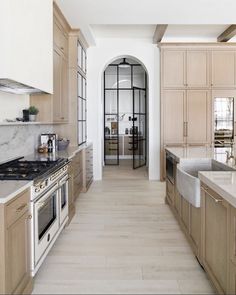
xmin=201 ymin=187 xmax=223 ymax=204
xmin=16 ymin=203 xmax=27 ymax=213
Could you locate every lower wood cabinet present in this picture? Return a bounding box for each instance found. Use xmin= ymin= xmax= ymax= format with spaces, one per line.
xmin=82 ymin=144 xmax=93 ymax=192
xmin=201 ymin=185 xmax=229 ymax=294
xmin=189 ymin=204 xmax=201 ymax=256
xmin=166 ymin=178 xmax=174 ymax=206
xmin=229 ymin=262 xmax=236 ymax=295
xmin=67 ymin=150 xmax=83 ymax=225
xmin=0 ymin=189 xmax=33 ymax=295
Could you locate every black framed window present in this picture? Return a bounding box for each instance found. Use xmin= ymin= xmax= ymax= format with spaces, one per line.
xmin=77 ymin=41 xmax=87 ymax=74
xmin=78 ymin=72 xmax=87 ymax=146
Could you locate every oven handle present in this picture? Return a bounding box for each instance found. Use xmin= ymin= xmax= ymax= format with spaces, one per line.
xmin=34 ymin=183 xmax=58 ymax=206
xmin=59 ymin=175 xmax=69 ymax=186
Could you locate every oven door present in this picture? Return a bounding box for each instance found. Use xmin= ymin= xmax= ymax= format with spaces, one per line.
xmin=59 ymin=174 xmax=69 ymax=225
xmin=34 ymin=184 xmax=59 ymax=265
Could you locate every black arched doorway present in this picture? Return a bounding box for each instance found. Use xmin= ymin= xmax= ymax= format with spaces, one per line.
xmin=104 ymin=57 xmax=147 ymax=169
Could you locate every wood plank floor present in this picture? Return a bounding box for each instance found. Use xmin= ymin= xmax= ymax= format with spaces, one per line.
xmin=33 ymin=162 xmax=215 ymax=294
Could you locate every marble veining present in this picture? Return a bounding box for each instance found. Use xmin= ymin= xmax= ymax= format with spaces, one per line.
xmin=0 ymin=125 xmax=53 ymax=163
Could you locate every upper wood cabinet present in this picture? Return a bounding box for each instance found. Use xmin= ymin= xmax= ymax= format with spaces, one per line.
xmin=54 ymin=20 xmax=68 ymax=58
xmin=53 ymin=49 xmax=69 ymax=122
xmin=211 ymin=51 xmax=235 ymax=88
xmin=163 ymin=90 xmax=186 ymax=144
xmin=186 ymin=90 xmax=210 ymax=144
xmin=163 ymin=50 xmax=186 ymax=88
xmin=186 ymin=51 xmax=208 ymax=87
xmin=163 ymin=49 xmax=209 ymax=88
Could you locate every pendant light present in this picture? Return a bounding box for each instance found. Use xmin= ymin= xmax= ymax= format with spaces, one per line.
xmin=119 ymin=58 xmax=130 ymax=68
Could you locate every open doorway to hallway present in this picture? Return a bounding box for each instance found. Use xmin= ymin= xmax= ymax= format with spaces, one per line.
xmin=103 ymin=57 xmax=148 ymax=175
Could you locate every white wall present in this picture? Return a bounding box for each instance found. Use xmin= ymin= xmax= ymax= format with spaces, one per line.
xmin=0 ymin=91 xmax=29 ymax=122
xmin=87 ymin=38 xmax=160 ymax=180
xmin=0 ymin=0 xmax=53 ymax=93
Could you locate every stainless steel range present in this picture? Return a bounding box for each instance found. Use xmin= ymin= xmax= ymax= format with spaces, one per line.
xmin=0 ymin=156 xmax=69 ymax=276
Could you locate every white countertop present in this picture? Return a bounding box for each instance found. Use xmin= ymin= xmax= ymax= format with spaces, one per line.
xmin=0 ymin=180 xmax=32 ymax=204
xmin=165 ymin=146 xmax=236 ymax=169
xmin=199 ymin=171 xmax=236 ymax=208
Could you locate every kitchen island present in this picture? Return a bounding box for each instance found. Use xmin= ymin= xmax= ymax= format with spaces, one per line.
xmin=165 ymin=146 xmax=236 ymax=294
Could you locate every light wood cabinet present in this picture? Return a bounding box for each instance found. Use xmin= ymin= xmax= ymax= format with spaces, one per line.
xmin=174 ymin=189 xmax=182 ymax=216
xmin=82 ymin=144 xmax=93 ymax=192
xmin=54 ymin=19 xmax=68 ymax=58
xmin=201 ymin=185 xmax=230 ymax=294
xmin=0 ymin=189 xmax=33 ymax=295
xmin=186 ymin=90 xmax=210 ymax=144
xmin=211 ymin=51 xmax=235 ymax=88
xmin=163 ymin=50 xmax=186 ymax=88
xmin=189 ymin=205 xmax=201 ymax=256
xmin=166 ymin=178 xmax=174 ymax=205
xmin=181 ymin=196 xmax=190 ymax=232
xmin=163 ymin=90 xmax=186 ymax=144
xmin=229 ymin=262 xmax=236 ymax=295
xmin=186 ymin=50 xmax=208 ymax=87
xmin=53 ymin=48 xmax=69 ymax=122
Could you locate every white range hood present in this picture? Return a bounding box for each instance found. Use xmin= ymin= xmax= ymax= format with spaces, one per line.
xmin=0 ymin=79 xmax=46 ymax=95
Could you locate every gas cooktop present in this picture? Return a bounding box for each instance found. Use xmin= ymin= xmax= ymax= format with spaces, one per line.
xmin=0 ymin=157 xmax=67 ymax=181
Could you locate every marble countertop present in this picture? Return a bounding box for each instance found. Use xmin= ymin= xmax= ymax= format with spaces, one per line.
xmin=199 ymin=171 xmax=236 ymax=208
xmin=0 ymin=180 xmax=32 ymax=204
xmin=165 ymin=146 xmax=236 ymax=169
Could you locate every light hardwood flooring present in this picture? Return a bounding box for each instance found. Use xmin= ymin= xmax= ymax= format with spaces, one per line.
xmin=33 ymin=165 xmax=215 ymax=294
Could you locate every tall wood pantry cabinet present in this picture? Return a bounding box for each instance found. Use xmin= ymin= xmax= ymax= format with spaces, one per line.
xmin=160 ymin=44 xmax=236 ymax=179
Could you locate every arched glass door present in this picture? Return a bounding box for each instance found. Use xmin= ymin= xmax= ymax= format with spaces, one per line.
xmin=104 ymin=58 xmax=147 ymax=168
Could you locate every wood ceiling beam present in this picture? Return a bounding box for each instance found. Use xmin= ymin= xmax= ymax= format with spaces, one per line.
xmin=217 ymin=25 xmax=236 ymax=42
xmin=153 ymin=25 xmax=168 ymax=44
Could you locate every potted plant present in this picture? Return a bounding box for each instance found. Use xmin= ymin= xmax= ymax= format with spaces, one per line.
xmin=28 ymin=106 xmax=39 ymax=122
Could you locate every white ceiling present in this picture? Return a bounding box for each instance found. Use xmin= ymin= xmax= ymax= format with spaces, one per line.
xmin=91 ymin=25 xmax=156 ymax=39
xmin=55 ymin=0 xmax=236 ymax=45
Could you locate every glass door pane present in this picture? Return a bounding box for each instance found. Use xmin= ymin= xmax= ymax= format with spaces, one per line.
xmin=214 ymin=97 xmax=234 ymax=147
xmin=133 ymin=88 xmax=146 ymax=169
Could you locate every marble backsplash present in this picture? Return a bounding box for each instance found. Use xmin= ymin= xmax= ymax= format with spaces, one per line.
xmin=0 ymin=125 xmax=53 ymax=163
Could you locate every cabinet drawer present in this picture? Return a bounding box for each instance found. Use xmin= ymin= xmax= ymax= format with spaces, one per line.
xmin=6 ymin=190 xmax=29 ymax=227
xmin=54 ymin=21 xmax=68 ymax=57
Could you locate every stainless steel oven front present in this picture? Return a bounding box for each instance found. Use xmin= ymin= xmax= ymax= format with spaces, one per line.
xmin=33 ymin=183 xmax=60 ymax=268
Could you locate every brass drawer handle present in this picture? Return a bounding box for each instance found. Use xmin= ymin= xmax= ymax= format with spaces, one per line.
xmin=201 ymin=187 xmax=223 ymax=203
xmin=16 ymin=203 xmax=27 ymax=213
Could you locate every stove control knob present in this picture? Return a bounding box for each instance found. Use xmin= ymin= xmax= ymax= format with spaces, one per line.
xmin=40 ymin=183 xmax=45 ymax=189
xmin=35 ymin=187 xmax=40 ymax=193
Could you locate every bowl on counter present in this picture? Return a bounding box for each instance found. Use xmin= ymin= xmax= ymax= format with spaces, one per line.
xmin=57 ymin=139 xmax=70 ymax=151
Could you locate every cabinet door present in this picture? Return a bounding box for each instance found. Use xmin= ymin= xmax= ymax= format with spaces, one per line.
xmin=211 ymin=51 xmax=235 ymax=87
xmin=229 ymin=262 xmax=236 ymax=295
xmin=163 ymin=50 xmax=186 ymax=88
xmin=186 ymin=50 xmax=208 ymax=87
xmin=6 ymin=211 xmax=31 ymax=294
xmin=166 ymin=178 xmax=174 ymax=205
xmin=230 ymin=206 xmax=236 ymax=266
xmin=163 ymin=90 xmax=186 ymax=144
xmin=186 ymin=90 xmax=210 ymax=144
xmin=189 ymin=205 xmax=201 ymax=256
xmin=174 ymin=189 xmax=182 ymax=216
xmin=53 ymin=49 xmax=62 ymax=122
xmin=202 ymin=186 xmax=229 ymax=294
xmin=61 ymin=56 xmax=69 ymax=121
xmin=181 ymin=196 xmax=190 ymax=232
